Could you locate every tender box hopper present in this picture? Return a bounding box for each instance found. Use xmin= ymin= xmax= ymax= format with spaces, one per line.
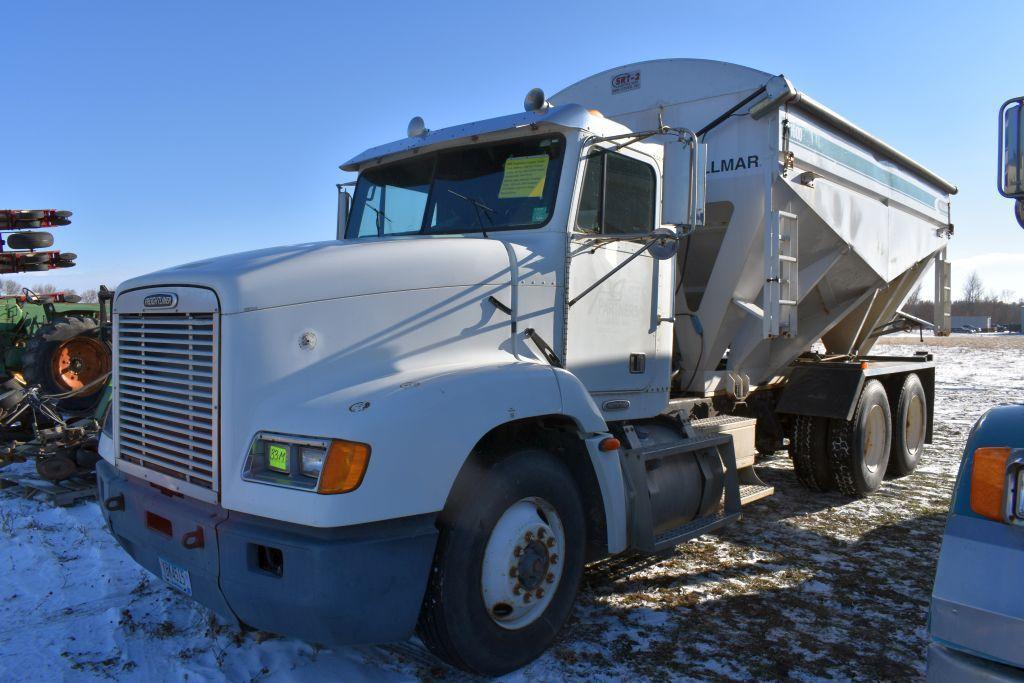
xmin=553 ymin=59 xmax=956 ymax=394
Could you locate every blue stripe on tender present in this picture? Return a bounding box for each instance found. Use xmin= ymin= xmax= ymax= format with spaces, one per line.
xmin=790 ymin=124 xmax=940 ymax=209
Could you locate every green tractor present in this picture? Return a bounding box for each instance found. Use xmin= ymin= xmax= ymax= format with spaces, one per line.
xmin=0 ymin=210 xmax=113 ymax=481
xmin=0 ymin=290 xmax=109 ymax=413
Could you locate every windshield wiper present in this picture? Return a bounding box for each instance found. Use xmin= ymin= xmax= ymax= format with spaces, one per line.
xmin=362 ymin=203 xmax=392 ymax=234
xmin=447 ymin=189 xmax=496 ymax=229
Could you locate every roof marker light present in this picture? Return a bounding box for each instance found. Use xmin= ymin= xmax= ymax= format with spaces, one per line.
xmin=407 ymin=116 xmax=428 ymax=138
xmin=524 ymin=88 xmax=551 ymax=113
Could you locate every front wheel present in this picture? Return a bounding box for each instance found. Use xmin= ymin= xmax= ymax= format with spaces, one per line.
xmin=417 ymin=448 xmax=585 ymax=676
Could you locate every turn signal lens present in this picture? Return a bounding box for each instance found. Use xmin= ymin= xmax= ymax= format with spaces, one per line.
xmin=317 ymin=440 xmax=371 ymax=494
xmin=599 ymin=437 xmax=621 ymax=452
xmin=970 ymin=447 xmax=1012 ymax=521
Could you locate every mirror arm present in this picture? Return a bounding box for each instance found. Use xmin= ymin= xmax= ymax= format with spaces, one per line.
xmin=568 ymin=239 xmax=658 ymax=307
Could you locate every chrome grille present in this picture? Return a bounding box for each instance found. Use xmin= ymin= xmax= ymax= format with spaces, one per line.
xmin=115 ymin=310 xmax=218 ymax=498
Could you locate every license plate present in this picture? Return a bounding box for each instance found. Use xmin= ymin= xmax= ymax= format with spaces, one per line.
xmin=159 ymin=557 xmax=193 ymax=596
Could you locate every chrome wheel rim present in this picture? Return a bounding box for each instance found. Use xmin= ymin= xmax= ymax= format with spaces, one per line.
xmin=480 ymin=496 xmax=564 ymax=630
xmin=905 ymin=394 xmax=926 ymax=456
xmin=863 ymin=404 xmax=887 ymax=473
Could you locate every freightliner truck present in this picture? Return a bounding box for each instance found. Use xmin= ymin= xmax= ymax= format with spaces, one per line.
xmin=97 ymin=59 xmax=957 ymax=675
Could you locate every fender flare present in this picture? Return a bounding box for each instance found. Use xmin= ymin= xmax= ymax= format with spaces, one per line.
xmin=552 ymin=368 xmax=627 ymax=554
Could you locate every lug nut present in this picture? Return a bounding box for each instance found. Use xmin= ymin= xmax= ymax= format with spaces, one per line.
xmin=523 ymin=593 xmax=531 ymax=603
xmin=537 ymin=528 xmax=546 ymax=539
xmin=509 ymin=567 xmax=518 ymax=578
xmin=513 ymin=585 xmax=522 ymax=595
xmin=546 ymin=572 xmax=554 ymax=583
xmin=513 ymin=545 xmax=522 ymax=557
xmin=549 ymin=553 xmax=558 ymax=565
xmin=525 ymin=531 xmax=533 ymax=542
xmin=535 ymin=588 xmax=544 ymax=598
xmin=546 ymin=537 xmax=556 ymax=548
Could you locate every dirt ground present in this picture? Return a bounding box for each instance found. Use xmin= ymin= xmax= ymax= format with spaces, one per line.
xmin=506 ymin=334 xmax=1018 ymax=682
xmin=1 ymin=334 xmax=1018 ymax=682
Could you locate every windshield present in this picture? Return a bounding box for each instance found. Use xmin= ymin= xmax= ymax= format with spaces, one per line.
xmin=346 ymin=135 xmax=565 ymax=238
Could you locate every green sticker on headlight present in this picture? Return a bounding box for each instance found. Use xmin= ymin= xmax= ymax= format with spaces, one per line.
xmin=267 ymin=444 xmax=288 ymax=472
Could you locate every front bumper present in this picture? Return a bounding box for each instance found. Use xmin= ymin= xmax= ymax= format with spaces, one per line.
xmin=928 ymin=643 xmax=1024 ymax=682
xmin=97 ymin=460 xmax=438 ymax=645
xmin=930 ymin=514 xmax=1024 ymax=670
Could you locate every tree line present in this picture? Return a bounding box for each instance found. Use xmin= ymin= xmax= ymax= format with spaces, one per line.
xmin=0 ymin=279 xmax=99 ymax=303
xmin=904 ymin=270 xmax=1023 ymax=329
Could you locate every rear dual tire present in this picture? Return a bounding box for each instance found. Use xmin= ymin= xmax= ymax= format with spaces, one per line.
xmin=790 ymin=415 xmax=835 ymax=491
xmin=829 ymin=380 xmax=891 ymax=497
xmin=888 ymin=373 xmax=927 ymax=477
xmin=791 ymin=374 xmax=926 ymax=497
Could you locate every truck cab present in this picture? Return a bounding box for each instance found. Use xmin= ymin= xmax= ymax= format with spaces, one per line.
xmin=98 ymin=59 xmax=955 ymax=675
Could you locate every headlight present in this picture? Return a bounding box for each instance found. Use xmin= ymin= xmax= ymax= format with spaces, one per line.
xmin=243 ymin=432 xmax=370 ymax=494
xmin=300 ymin=446 xmax=326 ymax=478
xmin=1017 ymin=469 xmax=1024 ymax=519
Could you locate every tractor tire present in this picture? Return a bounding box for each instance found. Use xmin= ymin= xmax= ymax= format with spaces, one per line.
xmin=7 ymin=231 xmax=53 ymax=250
xmin=417 ymin=448 xmax=586 ymax=676
xmin=790 ymin=415 xmax=835 ymax=491
xmin=20 ymin=264 xmax=49 ymax=272
xmin=20 ymin=253 xmax=49 ymax=265
xmin=36 ymin=454 xmax=79 ymax=482
xmin=828 ymin=380 xmax=892 ymax=497
xmin=888 ymin=373 xmax=927 ymax=477
xmin=22 ymin=316 xmax=110 ymax=413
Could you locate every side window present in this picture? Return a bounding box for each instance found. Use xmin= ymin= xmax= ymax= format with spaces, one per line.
xmin=575 ymin=150 xmax=656 ymax=234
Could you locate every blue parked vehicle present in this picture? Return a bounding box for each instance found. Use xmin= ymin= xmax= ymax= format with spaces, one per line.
xmin=928 ymin=404 xmax=1024 ymax=679
xmin=927 ymin=96 xmax=1024 ymax=680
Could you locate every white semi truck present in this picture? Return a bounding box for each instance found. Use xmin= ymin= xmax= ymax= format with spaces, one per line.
xmin=97 ymin=59 xmax=956 ymax=675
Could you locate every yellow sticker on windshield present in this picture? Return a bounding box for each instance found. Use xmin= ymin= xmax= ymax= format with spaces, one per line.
xmin=498 ymin=155 xmax=549 ymax=198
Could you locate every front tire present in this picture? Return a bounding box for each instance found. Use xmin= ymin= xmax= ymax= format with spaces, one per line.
xmin=829 ymin=379 xmax=892 ymax=497
xmin=888 ymin=373 xmax=927 ymax=477
xmin=417 ymin=448 xmax=585 ymax=676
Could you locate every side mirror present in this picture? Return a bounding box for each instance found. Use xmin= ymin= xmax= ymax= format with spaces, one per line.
xmin=998 ymin=98 xmax=1024 ymax=198
xmin=661 ymin=136 xmax=707 ymax=231
xmin=336 ymin=184 xmax=352 ymax=240
xmin=998 ymin=97 xmax=1024 ymax=229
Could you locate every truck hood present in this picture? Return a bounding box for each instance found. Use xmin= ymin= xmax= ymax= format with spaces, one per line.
xmin=118 ymin=238 xmax=513 ymax=314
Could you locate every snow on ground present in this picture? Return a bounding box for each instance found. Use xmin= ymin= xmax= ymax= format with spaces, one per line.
xmin=2 ymin=336 xmax=1021 ymax=682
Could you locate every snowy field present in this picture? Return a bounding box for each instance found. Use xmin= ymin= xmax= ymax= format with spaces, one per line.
xmin=2 ymin=335 xmax=1021 ymax=682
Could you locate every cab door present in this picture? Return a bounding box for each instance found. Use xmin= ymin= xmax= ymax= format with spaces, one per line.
xmin=565 ymin=145 xmax=673 ymax=415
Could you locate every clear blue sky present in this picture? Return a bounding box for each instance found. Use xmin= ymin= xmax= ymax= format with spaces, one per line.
xmin=2 ymin=1 xmax=1020 ymax=299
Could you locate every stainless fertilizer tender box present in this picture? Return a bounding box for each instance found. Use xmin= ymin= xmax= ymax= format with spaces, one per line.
xmin=553 ymin=59 xmax=956 ymax=397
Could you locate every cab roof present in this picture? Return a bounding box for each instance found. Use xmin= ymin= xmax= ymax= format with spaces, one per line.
xmin=340 ymin=103 xmax=631 ymax=172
